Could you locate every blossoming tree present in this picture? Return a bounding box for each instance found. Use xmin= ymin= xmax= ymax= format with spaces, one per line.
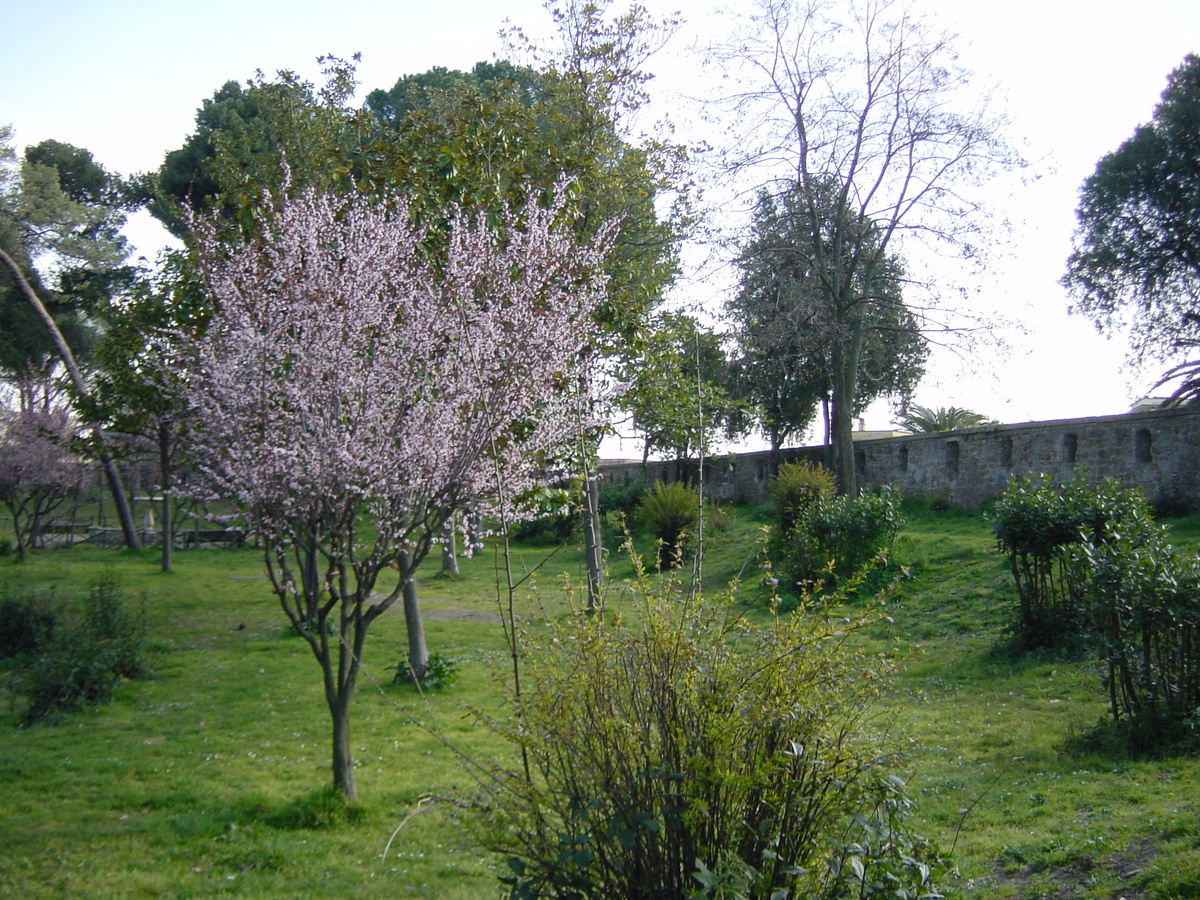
xmin=176 ymin=186 xmax=612 ymax=799
xmin=0 ymin=404 xmax=84 ymax=560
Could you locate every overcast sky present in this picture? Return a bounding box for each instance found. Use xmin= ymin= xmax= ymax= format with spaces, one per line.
xmin=3 ymin=0 xmax=1198 ymax=452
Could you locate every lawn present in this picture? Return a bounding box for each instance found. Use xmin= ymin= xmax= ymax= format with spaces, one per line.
xmin=1 ymin=507 xmax=1199 ymax=899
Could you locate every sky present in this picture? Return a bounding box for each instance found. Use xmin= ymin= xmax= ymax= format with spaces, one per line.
xmin=2 ymin=0 xmax=1198 ymax=453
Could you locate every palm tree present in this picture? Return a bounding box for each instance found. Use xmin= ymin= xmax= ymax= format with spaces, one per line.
xmin=898 ymin=404 xmax=998 ymax=433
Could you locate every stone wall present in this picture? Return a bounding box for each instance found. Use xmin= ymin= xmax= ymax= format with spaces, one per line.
xmin=599 ymin=406 xmax=1200 ymax=509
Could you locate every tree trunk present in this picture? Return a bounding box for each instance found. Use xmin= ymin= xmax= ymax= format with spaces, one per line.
xmin=830 ymin=377 xmax=857 ymax=495
xmin=440 ymin=517 xmax=458 ymax=575
xmin=158 ymin=423 xmax=173 ymax=573
xmin=829 ymin=323 xmax=866 ymax=495
xmin=0 ymin=247 xmax=142 ymax=550
xmin=330 ymin=692 xmax=356 ymax=801
xmin=822 ymin=395 xmax=832 ymax=470
xmin=161 ymin=491 xmax=173 ymax=572
xmin=582 ymin=467 xmax=604 ymax=611
xmin=400 ymin=554 xmax=428 ymax=681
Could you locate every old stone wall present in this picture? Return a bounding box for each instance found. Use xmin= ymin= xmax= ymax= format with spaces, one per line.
xmin=599 ymin=406 xmax=1200 ymax=509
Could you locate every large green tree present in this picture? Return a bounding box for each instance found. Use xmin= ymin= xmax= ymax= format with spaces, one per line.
xmin=361 ymin=2 xmax=688 ymax=605
xmin=716 ymin=0 xmax=1019 ymax=492
xmin=729 ymin=182 xmax=927 ymax=474
xmin=149 ymin=55 xmax=364 ymax=240
xmin=148 ymin=3 xmax=686 ymax=613
xmin=1064 ymin=54 xmax=1200 ymax=403
xmin=0 ymin=127 xmax=141 ymax=548
xmin=617 ymin=312 xmax=738 ymax=474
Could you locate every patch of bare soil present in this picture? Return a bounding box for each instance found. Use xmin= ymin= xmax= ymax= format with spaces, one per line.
xmin=973 ymin=838 xmax=1157 ymax=900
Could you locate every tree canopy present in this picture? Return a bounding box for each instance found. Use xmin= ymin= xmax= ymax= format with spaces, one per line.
xmin=0 ymin=128 xmax=132 ymax=386
xmin=1064 ymin=54 xmax=1200 ymax=402
xmin=716 ymin=0 xmax=1019 ymax=491
xmin=728 ymin=181 xmax=927 ymax=467
xmin=171 ymin=184 xmax=614 ymax=800
xmin=897 ymin=404 xmax=997 ymax=433
xmin=617 ymin=312 xmax=738 ymax=468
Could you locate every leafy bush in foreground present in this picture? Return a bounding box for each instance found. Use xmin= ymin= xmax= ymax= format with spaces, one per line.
xmin=473 ymin=554 xmax=948 ymax=899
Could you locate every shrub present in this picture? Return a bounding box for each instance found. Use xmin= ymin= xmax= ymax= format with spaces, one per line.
xmin=16 ymin=572 xmax=149 ymax=724
xmin=991 ymin=474 xmax=1154 ymax=652
xmin=598 ymin=475 xmax=649 ymax=519
xmin=770 ymin=460 xmax=835 ymax=535
xmin=773 ymin=486 xmax=904 ymax=597
xmin=1075 ymin=522 xmax=1200 ymax=753
xmin=0 ymin=589 xmax=59 ymax=659
xmin=393 ymin=651 xmax=459 ymax=690
xmin=637 ymin=481 xmax=700 ymax=570
xmin=473 ymin=555 xmax=948 ymax=900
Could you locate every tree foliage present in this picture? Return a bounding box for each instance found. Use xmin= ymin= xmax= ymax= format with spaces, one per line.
xmin=897 ymin=404 xmax=997 ymax=433
xmin=150 ymin=56 xmax=364 ymax=239
xmin=0 ymin=127 xmax=132 ymax=382
xmin=1064 ymin=54 xmax=1200 ymax=403
xmin=617 ymin=312 xmax=737 ymax=467
xmin=717 ymin=0 xmax=1019 ymax=492
xmin=361 ymin=3 xmax=687 ymax=347
xmin=0 ymin=404 xmax=85 ymax=560
xmin=729 ymin=182 xmax=927 ymax=466
xmin=171 ymin=184 xmax=613 ymax=800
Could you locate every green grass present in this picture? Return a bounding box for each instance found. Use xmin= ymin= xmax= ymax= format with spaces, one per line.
xmin=1 ymin=508 xmax=1199 ymax=898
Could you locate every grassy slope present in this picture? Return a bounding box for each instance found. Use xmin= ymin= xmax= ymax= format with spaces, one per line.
xmin=877 ymin=510 xmax=1200 ymax=900
xmin=1 ymin=511 xmax=1199 ymax=899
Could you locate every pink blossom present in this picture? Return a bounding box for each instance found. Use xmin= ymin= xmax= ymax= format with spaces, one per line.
xmin=170 ymin=184 xmax=614 ymax=798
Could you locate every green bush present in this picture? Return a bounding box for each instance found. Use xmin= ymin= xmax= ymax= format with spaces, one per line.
xmin=0 ymin=589 xmax=59 ymax=659
xmin=393 ymin=651 xmax=459 ymax=690
xmin=637 ymin=481 xmax=700 ymax=571
xmin=512 ymin=487 xmax=580 ymax=545
xmin=1075 ymin=522 xmax=1200 ymax=753
xmin=598 ymin=475 xmax=649 ymax=518
xmin=474 ymin=553 xmax=948 ymax=900
xmin=770 ymin=460 xmax=835 ymax=535
xmin=16 ymin=572 xmax=149 ymax=724
xmin=991 ymin=474 xmax=1154 ymax=652
xmin=773 ymin=486 xmax=904 ymax=597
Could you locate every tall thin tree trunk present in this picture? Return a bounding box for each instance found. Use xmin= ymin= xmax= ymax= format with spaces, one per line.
xmin=582 ymin=465 xmax=604 ymax=611
xmin=0 ymin=248 xmax=141 ymax=550
xmin=440 ymin=516 xmax=459 ymax=575
xmin=830 ymin=323 xmax=866 ymax=495
xmin=822 ymin=395 xmax=832 ymax=470
xmin=400 ymin=553 xmax=428 ymax=681
xmin=158 ymin=422 xmax=173 ymax=573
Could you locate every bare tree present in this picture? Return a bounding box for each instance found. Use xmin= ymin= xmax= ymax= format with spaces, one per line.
xmin=715 ymin=0 xmax=1022 ymax=492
